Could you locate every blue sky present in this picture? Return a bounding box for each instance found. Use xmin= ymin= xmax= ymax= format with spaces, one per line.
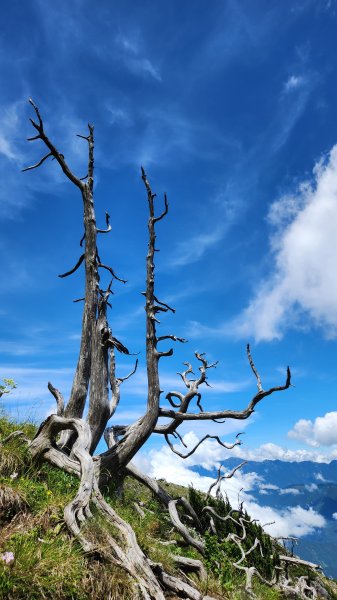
xmin=2 ymin=0 xmax=337 ymax=477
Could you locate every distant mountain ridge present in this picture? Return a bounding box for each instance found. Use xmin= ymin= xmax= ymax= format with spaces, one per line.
xmin=192 ymin=458 xmax=337 ymax=488
xmin=191 ymin=459 xmax=337 ymax=579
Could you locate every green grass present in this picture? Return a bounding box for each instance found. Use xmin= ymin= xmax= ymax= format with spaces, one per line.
xmin=0 ymin=528 xmax=86 ymax=600
xmin=1 ymin=414 xmax=336 ymax=600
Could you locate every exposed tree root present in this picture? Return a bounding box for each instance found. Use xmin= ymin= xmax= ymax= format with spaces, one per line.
xmin=26 ymin=415 xmax=220 ymax=599
xmin=4 ymin=419 xmax=327 ymax=599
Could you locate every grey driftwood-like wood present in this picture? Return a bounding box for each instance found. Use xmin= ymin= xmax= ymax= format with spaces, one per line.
xmin=20 ymin=100 xmax=318 ymax=598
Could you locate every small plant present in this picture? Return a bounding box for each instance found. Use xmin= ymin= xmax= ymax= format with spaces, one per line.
xmin=0 ymin=379 xmax=17 ymax=399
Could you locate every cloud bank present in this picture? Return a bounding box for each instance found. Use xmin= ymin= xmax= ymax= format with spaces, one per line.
xmin=135 ymin=433 xmax=326 ymax=539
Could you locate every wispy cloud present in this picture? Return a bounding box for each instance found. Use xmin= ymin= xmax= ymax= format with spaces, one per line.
xmin=115 ymin=33 xmax=162 ymax=82
xmin=0 ymin=97 xmax=91 ymax=219
xmin=169 ymin=227 xmax=224 ymax=268
xmin=0 ymin=100 xmax=24 ymax=162
xmin=284 ymin=74 xmax=304 ymax=92
xmin=0 ymin=365 xmax=74 ymax=421
xmin=168 ymin=188 xmax=242 ymax=268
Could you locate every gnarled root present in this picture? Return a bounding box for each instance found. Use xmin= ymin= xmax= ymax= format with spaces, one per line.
xmin=30 ymin=415 xmax=214 ymax=599
xmin=32 ymin=418 xmax=323 ymax=600
xmin=30 ymin=415 xmax=166 ymax=598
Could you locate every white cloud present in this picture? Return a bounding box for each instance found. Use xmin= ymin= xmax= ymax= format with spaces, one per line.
xmin=279 ymin=487 xmax=301 ymax=495
xmin=115 ymin=33 xmax=162 ymax=82
xmin=288 ymin=411 xmax=337 ymax=447
xmin=169 ymin=191 xmax=241 ymax=268
xmin=262 ymin=505 xmax=325 ymax=538
xmin=0 ymin=101 xmax=23 ymax=162
xmin=284 ymin=75 xmax=304 ymax=92
xmin=0 ymin=365 xmax=74 ymax=422
xmin=332 ymin=512 xmax=337 ymax=520
xmin=314 ymin=472 xmax=328 ymax=482
xmin=230 ymin=441 xmax=336 ymax=463
xmin=169 ymin=227 xmax=224 ymax=268
xmin=135 ymin=438 xmax=326 ymax=538
xmin=288 ymin=418 xmax=318 ymax=447
xmin=105 ymin=105 xmax=132 ymax=126
xmin=232 ymin=145 xmax=337 ymax=341
xmin=305 ymin=483 xmax=318 ymax=492
xmin=260 ymin=483 xmax=279 ymax=491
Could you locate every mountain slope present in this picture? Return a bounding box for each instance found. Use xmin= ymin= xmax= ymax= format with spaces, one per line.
xmin=191 ymin=459 xmax=337 ymax=578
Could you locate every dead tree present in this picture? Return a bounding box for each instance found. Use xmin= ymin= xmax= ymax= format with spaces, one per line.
xmin=21 ymin=99 xmax=293 ymax=599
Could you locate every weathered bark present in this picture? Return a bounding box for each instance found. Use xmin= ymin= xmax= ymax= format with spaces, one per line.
xmin=87 ymin=299 xmax=110 ymax=453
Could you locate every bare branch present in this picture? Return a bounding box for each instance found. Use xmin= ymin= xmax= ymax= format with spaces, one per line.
xmin=108 ymin=349 xmax=138 ymax=419
xmin=159 ymin=365 xmax=291 ymax=421
xmin=97 ymin=262 xmax=127 ymax=283
xmin=58 ymin=254 xmax=85 ymax=278
xmin=168 ymin=499 xmax=205 ymax=555
xmin=172 ymin=429 xmax=187 ymax=448
xmin=153 ymin=295 xmax=175 ymax=313
xmin=206 ymin=459 xmax=247 ymax=498
xmin=279 ymin=555 xmax=320 ymax=569
xmin=166 ymin=391 xmax=184 ymax=408
xmin=153 ymin=192 xmax=169 ymax=223
xmin=117 ymin=359 xmax=139 ymax=384
xmin=28 ymin=98 xmax=43 ymax=128
xmin=26 ymin=99 xmax=84 ymax=190
xmin=0 ymin=430 xmax=30 ymax=445
xmin=97 ymin=211 xmax=112 ymax=234
xmin=157 ymin=335 xmax=187 ymax=343
xmin=165 ymin=432 xmax=243 ymax=459
xmin=247 ymin=343 xmax=263 ymax=392
xmin=178 ymin=362 xmax=195 ymax=386
xmin=48 ymin=381 xmax=65 ymax=416
xmin=22 ymin=151 xmax=53 ymax=172
xmin=156 ymin=348 xmax=173 ymax=358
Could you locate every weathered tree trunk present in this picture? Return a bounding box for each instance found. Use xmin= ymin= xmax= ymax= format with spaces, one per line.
xmin=22 ymin=100 xmax=296 ymax=599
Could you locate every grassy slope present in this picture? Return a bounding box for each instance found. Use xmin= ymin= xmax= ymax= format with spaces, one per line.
xmin=1 ymin=414 xmax=337 ymax=600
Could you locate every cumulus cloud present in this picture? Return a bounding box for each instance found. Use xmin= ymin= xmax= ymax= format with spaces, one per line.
xmin=232 ymin=146 xmax=337 ymax=341
xmin=135 ymin=436 xmax=326 ymax=538
xmin=288 ymin=411 xmax=337 ymax=447
xmin=332 ymin=512 xmax=337 ymax=520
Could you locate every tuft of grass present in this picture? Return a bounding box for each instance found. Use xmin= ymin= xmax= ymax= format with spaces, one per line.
xmin=0 ymin=485 xmax=27 ymax=523
xmin=0 ymin=528 xmax=86 ymax=600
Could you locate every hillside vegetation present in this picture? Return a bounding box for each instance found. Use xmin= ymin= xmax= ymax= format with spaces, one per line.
xmin=1 ymin=414 xmax=337 ymax=600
